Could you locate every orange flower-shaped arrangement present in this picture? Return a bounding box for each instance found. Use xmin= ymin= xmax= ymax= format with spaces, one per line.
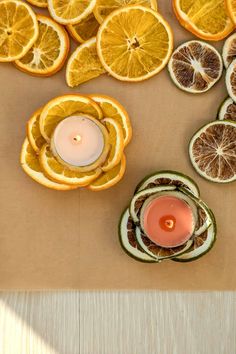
xmin=20 ymin=94 xmax=132 ymax=191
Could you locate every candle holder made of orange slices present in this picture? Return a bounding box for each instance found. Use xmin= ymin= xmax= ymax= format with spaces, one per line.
xmin=119 ymin=171 xmax=217 ymax=263
xmin=20 ymin=94 xmax=132 ymax=191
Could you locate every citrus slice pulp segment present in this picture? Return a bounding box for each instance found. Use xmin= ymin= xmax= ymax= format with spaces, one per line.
xmin=218 ymin=97 xmax=236 ymax=122
xmin=21 ymin=138 xmax=77 ymax=190
xmin=173 ymin=222 xmax=216 ymax=262
xmin=222 ymin=33 xmax=236 ymax=69
xmin=189 ymin=120 xmax=236 ymax=183
xmin=173 ymin=0 xmax=234 ymax=41
xmin=94 ymin=0 xmax=158 ymax=24
xmin=101 ymin=118 xmax=124 ymax=172
xmin=26 ymin=0 xmax=47 ymax=8
xmin=48 ymin=0 xmax=96 ymax=25
xmin=168 ymin=40 xmax=223 ymax=94
xmin=96 ymin=5 xmax=173 ymax=82
xmin=135 ymin=170 xmax=200 ymax=197
xmin=39 ymin=144 xmax=102 ymax=186
xmin=135 ymin=226 xmax=193 ymax=261
xmin=226 ymin=59 xmax=236 ymax=102
xmin=39 ymin=94 xmax=103 ymax=142
xmin=88 ymin=154 xmax=126 ymax=191
xmin=67 ymin=13 xmax=99 ymax=43
xmin=119 ymin=208 xmax=156 ymax=262
xmin=15 ymin=15 xmax=70 ymax=77
xmin=66 ymin=38 xmax=105 ymax=88
xmin=0 ymin=0 xmax=39 ymax=62
xmin=130 ymin=185 xmax=177 ymax=224
xmin=27 ymin=107 xmax=46 ymax=153
xmin=89 ymin=94 xmax=132 ymax=146
xmin=226 ymin=0 xmax=236 ymax=24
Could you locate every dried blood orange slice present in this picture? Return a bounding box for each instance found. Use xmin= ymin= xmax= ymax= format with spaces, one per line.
xmin=218 ymin=97 xmax=236 ymax=122
xmin=189 ymin=121 xmax=236 ymax=183
xmin=222 ymin=33 xmax=236 ymax=68
xmin=168 ymin=40 xmax=223 ymax=94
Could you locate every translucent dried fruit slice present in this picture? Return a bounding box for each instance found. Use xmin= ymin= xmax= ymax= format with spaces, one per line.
xmin=97 ymin=5 xmax=173 ymax=82
xmin=39 ymin=94 xmax=103 ymax=141
xmin=226 ymin=0 xmax=236 ymax=25
xmin=66 ymin=38 xmax=105 ymax=88
xmin=67 ymin=13 xmax=99 ymax=43
xmin=135 ymin=170 xmax=200 ymax=197
xmin=0 ymin=0 xmax=38 ymax=62
xmin=119 ymin=208 xmax=155 ymax=262
xmin=222 ymin=33 xmax=236 ymax=69
xmin=101 ymin=117 xmax=124 ymax=172
xmin=89 ymin=94 xmax=132 ymax=146
xmin=26 ymin=0 xmax=47 ymax=8
xmin=39 ymin=144 xmax=102 ymax=186
xmin=94 ymin=0 xmax=158 ymax=24
xmin=135 ymin=226 xmax=193 ymax=261
xmin=173 ymin=0 xmax=234 ymax=41
xmin=27 ymin=107 xmax=46 ymax=153
xmin=218 ymin=97 xmax=236 ymax=122
xmin=189 ymin=120 xmax=236 ymax=183
xmin=48 ymin=0 xmax=96 ymax=25
xmin=21 ymin=138 xmax=77 ymax=190
xmin=88 ymin=154 xmax=126 ymax=191
xmin=15 ymin=15 xmax=70 ymax=77
xmin=168 ymin=40 xmax=223 ymax=94
xmin=226 ymin=59 xmax=236 ymax=102
xmin=173 ymin=217 xmax=216 ymax=262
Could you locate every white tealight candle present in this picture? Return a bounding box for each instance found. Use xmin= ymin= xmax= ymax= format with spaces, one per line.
xmin=51 ymin=115 xmax=108 ymax=169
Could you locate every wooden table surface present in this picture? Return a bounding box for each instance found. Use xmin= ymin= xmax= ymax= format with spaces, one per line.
xmin=0 ymin=292 xmax=235 ymax=354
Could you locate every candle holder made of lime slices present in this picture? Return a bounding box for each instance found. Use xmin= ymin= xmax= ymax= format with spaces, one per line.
xmin=20 ymin=94 xmax=132 ymax=191
xmin=119 ymin=171 xmax=217 ymax=263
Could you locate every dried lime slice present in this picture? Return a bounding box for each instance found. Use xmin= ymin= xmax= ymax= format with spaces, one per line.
xmin=189 ymin=120 xmax=236 ymax=183
xmin=226 ymin=58 xmax=236 ymax=102
xmin=222 ymin=33 xmax=236 ymax=68
xmin=218 ymin=97 xmax=236 ymax=121
xmin=135 ymin=170 xmax=200 ymax=197
xmin=119 ymin=208 xmax=156 ymax=262
xmin=168 ymin=40 xmax=223 ymax=93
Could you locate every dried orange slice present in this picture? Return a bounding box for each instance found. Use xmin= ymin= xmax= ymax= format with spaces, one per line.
xmin=222 ymin=33 xmax=236 ymax=69
xmin=88 ymin=154 xmax=126 ymax=191
xmin=97 ymin=5 xmax=173 ymax=82
xmin=48 ymin=0 xmax=96 ymax=25
xmin=168 ymin=41 xmax=223 ymax=94
xmin=89 ymin=94 xmax=132 ymax=146
xmin=226 ymin=0 xmax=236 ymax=25
xmin=101 ymin=117 xmax=124 ymax=172
xmin=15 ymin=15 xmax=69 ymax=77
xmin=26 ymin=0 xmax=47 ymax=8
xmin=0 ymin=0 xmax=38 ymax=62
xmin=27 ymin=107 xmax=46 ymax=153
xmin=39 ymin=94 xmax=103 ymax=142
xmin=173 ymin=0 xmax=234 ymax=41
xmin=21 ymin=138 xmax=77 ymax=190
xmin=189 ymin=121 xmax=236 ymax=183
xmin=67 ymin=13 xmax=99 ymax=43
xmin=39 ymin=144 xmax=102 ymax=186
xmin=66 ymin=38 xmax=105 ymax=88
xmin=94 ymin=0 xmax=157 ymax=24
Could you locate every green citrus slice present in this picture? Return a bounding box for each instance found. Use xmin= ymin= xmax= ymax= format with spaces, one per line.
xmin=135 ymin=226 xmax=193 ymax=261
xmin=218 ymin=97 xmax=236 ymax=122
xmin=189 ymin=120 xmax=236 ymax=183
xmin=135 ymin=170 xmax=200 ymax=197
xmin=168 ymin=40 xmax=223 ymax=93
xmin=226 ymin=58 xmax=236 ymax=102
xmin=119 ymin=208 xmax=156 ymax=262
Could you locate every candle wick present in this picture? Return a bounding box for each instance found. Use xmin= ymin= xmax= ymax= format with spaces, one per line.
xmin=165 ymin=220 xmax=174 ymax=229
xmin=74 ymin=135 xmax=82 ymax=142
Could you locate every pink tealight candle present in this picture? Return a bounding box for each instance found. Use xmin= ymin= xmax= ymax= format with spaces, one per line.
xmin=51 ymin=115 xmax=106 ymax=168
xmin=142 ymin=196 xmax=195 ymax=248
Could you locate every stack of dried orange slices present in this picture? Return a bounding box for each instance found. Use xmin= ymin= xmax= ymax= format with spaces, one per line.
xmin=20 ymin=94 xmax=132 ymax=191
